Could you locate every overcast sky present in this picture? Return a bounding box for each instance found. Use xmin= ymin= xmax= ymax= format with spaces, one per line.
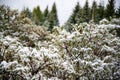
xmin=0 ymin=0 xmax=119 ymax=25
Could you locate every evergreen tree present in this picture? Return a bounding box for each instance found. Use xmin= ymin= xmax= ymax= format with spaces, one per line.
xmin=91 ymin=0 xmax=97 ymax=22
xmin=48 ymin=2 xmax=59 ymax=31
xmin=32 ymin=7 xmax=37 ymax=24
xmin=82 ymin=0 xmax=90 ymax=22
xmin=105 ymin=0 xmax=115 ymax=20
xmin=44 ymin=6 xmax=49 ymax=18
xmin=67 ymin=2 xmax=82 ymax=24
xmin=32 ymin=6 xmax=43 ymax=25
xmin=97 ymin=0 xmax=104 ymax=21
xmin=43 ymin=6 xmax=50 ymax=27
xmin=115 ymin=6 xmax=120 ymax=18
xmin=20 ymin=8 xmax=32 ymax=19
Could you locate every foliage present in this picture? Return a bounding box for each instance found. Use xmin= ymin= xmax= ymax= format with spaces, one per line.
xmin=91 ymin=0 xmax=97 ymax=22
xmin=105 ymin=0 xmax=115 ymax=20
xmin=32 ymin=3 xmax=59 ymax=31
xmin=0 ymin=5 xmax=22 ymax=32
xmin=97 ymin=1 xmax=104 ymax=22
xmin=115 ymin=6 xmax=120 ymax=18
xmin=67 ymin=0 xmax=119 ymax=25
xmin=20 ymin=7 xmax=32 ymax=19
xmin=0 ymin=5 xmax=120 ymax=80
xmin=67 ymin=2 xmax=82 ymax=25
xmin=48 ymin=2 xmax=59 ymax=31
xmin=43 ymin=6 xmax=50 ymax=27
xmin=82 ymin=0 xmax=91 ymax=23
xmin=51 ymin=21 xmax=120 ymax=79
xmin=32 ymin=6 xmax=44 ymax=25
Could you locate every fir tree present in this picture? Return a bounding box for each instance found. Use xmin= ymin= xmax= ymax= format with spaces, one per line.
xmin=67 ymin=2 xmax=82 ymax=24
xmin=48 ymin=2 xmax=59 ymax=31
xmin=97 ymin=0 xmax=104 ymax=21
xmin=43 ymin=6 xmax=50 ymax=27
xmin=44 ymin=6 xmax=49 ymax=18
xmin=32 ymin=7 xmax=37 ymax=24
xmin=115 ymin=6 xmax=120 ymax=18
xmin=20 ymin=8 xmax=32 ymax=19
xmin=105 ymin=0 xmax=115 ymax=20
xmin=91 ymin=0 xmax=97 ymax=22
xmin=32 ymin=6 xmax=43 ymax=25
xmin=82 ymin=0 xmax=90 ymax=22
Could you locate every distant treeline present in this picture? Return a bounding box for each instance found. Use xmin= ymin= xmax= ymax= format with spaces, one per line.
xmin=67 ymin=0 xmax=120 ymax=25
xmin=20 ymin=2 xmax=59 ymax=31
xmin=20 ymin=0 xmax=120 ymax=30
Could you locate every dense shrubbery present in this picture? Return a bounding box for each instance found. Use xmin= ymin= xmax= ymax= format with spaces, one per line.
xmin=0 ymin=5 xmax=120 ymax=80
xmin=51 ymin=21 xmax=120 ymax=79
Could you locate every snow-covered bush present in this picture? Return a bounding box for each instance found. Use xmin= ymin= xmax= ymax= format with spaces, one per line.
xmin=51 ymin=23 xmax=120 ymax=79
xmin=0 ymin=5 xmax=120 ymax=80
xmin=111 ymin=18 xmax=120 ymax=25
xmin=99 ymin=18 xmax=109 ymax=24
xmin=0 ymin=5 xmax=49 ymax=46
xmin=20 ymin=24 xmax=48 ymax=41
xmin=0 ymin=5 xmax=22 ymax=33
xmin=99 ymin=18 xmax=120 ymax=37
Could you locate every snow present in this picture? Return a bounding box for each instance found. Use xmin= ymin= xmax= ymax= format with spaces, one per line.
xmin=0 ymin=61 xmax=8 ymax=69
xmin=101 ymin=45 xmax=116 ymax=53
xmin=81 ymin=47 xmax=92 ymax=52
xmin=99 ymin=18 xmax=109 ymax=24
xmin=62 ymin=61 xmax=75 ymax=73
xmin=0 ymin=10 xmax=120 ymax=80
xmin=18 ymin=47 xmax=31 ymax=56
xmin=0 ymin=61 xmax=18 ymax=69
xmin=5 ymin=36 xmax=16 ymax=42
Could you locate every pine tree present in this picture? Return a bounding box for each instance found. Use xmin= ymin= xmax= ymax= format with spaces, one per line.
xmin=67 ymin=2 xmax=82 ymax=24
xmin=82 ymin=0 xmax=90 ymax=22
xmin=97 ymin=0 xmax=104 ymax=21
xmin=48 ymin=2 xmax=59 ymax=31
xmin=44 ymin=6 xmax=49 ymax=18
xmin=91 ymin=0 xmax=97 ymax=22
xmin=32 ymin=7 xmax=37 ymax=24
xmin=43 ymin=6 xmax=50 ymax=27
xmin=32 ymin=6 xmax=43 ymax=25
xmin=105 ymin=0 xmax=115 ymax=20
xmin=20 ymin=8 xmax=32 ymax=19
xmin=115 ymin=6 xmax=120 ymax=18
